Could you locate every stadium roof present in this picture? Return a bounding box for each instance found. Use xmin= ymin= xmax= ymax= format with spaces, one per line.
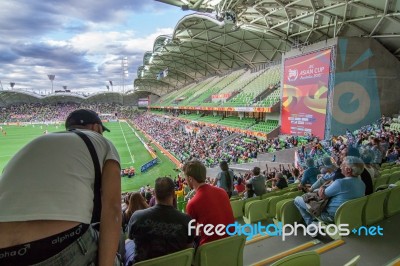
xmin=0 ymin=90 xmax=154 ymax=107
xmin=136 ymin=0 xmax=400 ymax=94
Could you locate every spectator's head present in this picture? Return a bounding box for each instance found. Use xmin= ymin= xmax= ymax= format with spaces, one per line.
xmin=245 ymin=183 xmax=253 ymax=191
xmin=252 ymin=167 xmax=261 ymax=176
xmin=237 ymin=177 xmax=243 ymax=185
xmin=65 ymin=109 xmax=110 ymax=134
xmin=154 ymin=177 xmax=175 ymax=205
xmin=306 ymin=158 xmax=315 ymax=168
xmin=360 ymin=148 xmax=374 ymax=164
xmin=372 ymin=137 xmax=380 ymax=146
xmin=219 ymin=161 xmax=229 ymax=171
xmin=321 ymin=157 xmax=337 ymax=172
xmin=341 ymin=156 xmax=365 ymax=177
xmin=245 ymin=183 xmax=255 ymax=198
xmin=292 ymin=168 xmax=300 ymax=177
xmin=275 ymin=172 xmax=283 ymax=180
xmin=126 ymin=192 xmax=149 ymax=218
xmin=183 ymin=160 xmax=207 ymax=189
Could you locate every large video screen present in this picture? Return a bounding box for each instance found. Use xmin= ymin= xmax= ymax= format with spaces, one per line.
xmin=138 ymin=98 xmax=149 ymax=108
xmin=281 ymin=49 xmax=332 ymax=139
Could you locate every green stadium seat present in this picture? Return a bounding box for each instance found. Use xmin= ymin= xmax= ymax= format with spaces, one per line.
xmin=243 ymin=199 xmax=269 ymax=224
xmin=387 ymin=171 xmax=400 ymax=184
xmin=363 ymin=189 xmax=389 ymax=226
xmin=270 ymin=251 xmax=320 ymax=266
xmin=373 ymin=176 xmax=389 ymax=191
xmin=266 ymin=195 xmax=289 ymax=219
xmin=193 ymin=235 xmax=246 ymax=266
xmin=243 ymin=197 xmax=260 ymax=216
xmin=333 ymin=196 xmax=367 ymax=233
xmin=230 ymin=199 xmax=245 ymax=219
xmin=384 ymin=186 xmax=400 ymax=217
xmin=276 ymin=199 xmax=303 ymax=226
xmin=134 ymin=248 xmax=194 ymax=266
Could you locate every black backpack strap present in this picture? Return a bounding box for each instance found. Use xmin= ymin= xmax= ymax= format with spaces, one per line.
xmin=69 ymin=129 xmax=102 ymax=224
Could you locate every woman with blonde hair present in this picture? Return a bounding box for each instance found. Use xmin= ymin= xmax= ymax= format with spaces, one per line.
xmin=122 ymin=192 xmax=149 ymax=232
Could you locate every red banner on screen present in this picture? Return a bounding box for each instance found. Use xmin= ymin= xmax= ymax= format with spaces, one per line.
xmin=281 ymin=49 xmax=332 ymax=139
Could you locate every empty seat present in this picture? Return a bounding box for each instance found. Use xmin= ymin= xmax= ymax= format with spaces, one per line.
xmin=193 ymin=235 xmax=246 ymax=266
xmin=363 ymin=189 xmax=389 ymax=226
xmin=135 ymin=248 xmax=194 ymax=266
xmin=243 ymin=199 xmax=269 ymax=224
xmin=384 ymin=186 xmax=400 ymax=217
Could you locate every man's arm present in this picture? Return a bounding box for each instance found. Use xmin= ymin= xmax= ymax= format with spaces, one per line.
xmin=320 ymin=180 xmax=340 ymax=199
xmin=99 ymin=160 xmax=121 ymax=266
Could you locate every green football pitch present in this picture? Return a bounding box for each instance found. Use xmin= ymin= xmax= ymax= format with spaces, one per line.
xmin=0 ymin=122 xmax=178 ymax=193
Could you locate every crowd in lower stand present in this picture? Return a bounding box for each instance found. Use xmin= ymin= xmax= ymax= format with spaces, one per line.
xmin=0 ymin=103 xmax=135 ymax=123
xmin=132 ymin=113 xmax=310 ymax=167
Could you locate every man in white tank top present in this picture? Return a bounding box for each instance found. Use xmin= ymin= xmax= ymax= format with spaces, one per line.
xmin=0 ymin=109 xmax=122 ymax=266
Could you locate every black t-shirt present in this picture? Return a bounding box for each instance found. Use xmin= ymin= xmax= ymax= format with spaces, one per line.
xmin=276 ymin=177 xmax=288 ymax=189
xmin=360 ymin=168 xmax=373 ymax=195
xmin=128 ymin=204 xmax=195 ymax=263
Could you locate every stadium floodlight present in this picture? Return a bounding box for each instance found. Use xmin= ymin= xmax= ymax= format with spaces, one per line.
xmin=63 ymin=86 xmax=67 ymax=91
xmin=109 ymin=80 xmax=114 ymax=91
xmin=106 ymin=85 xmax=110 ymax=91
xmin=10 ymin=82 xmax=15 ymax=90
xmin=122 ymin=57 xmax=129 ymax=93
xmin=47 ymin=75 xmax=55 ymax=94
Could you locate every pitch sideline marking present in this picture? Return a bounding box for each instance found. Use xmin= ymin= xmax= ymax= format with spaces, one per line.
xmin=118 ymin=121 xmax=135 ymax=164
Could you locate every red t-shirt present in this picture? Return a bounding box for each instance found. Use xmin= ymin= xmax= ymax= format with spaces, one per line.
xmin=186 ymin=184 xmax=235 ymax=246
xmin=235 ymin=183 xmax=245 ymax=193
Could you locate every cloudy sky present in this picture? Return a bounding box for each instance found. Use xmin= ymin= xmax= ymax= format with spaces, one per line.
xmin=0 ymin=0 xmax=189 ymax=94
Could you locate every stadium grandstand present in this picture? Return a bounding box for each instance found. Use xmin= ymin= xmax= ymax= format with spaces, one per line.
xmin=1 ymin=0 xmax=400 ymax=265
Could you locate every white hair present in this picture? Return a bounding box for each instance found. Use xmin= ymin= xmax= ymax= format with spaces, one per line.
xmin=343 ymin=156 xmax=365 ymax=176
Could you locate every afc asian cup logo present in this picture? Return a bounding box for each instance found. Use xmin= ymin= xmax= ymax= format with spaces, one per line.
xmin=288 ymin=69 xmax=298 ymax=82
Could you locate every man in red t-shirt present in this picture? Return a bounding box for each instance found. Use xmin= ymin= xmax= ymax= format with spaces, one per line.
xmin=183 ymin=160 xmax=235 ymax=246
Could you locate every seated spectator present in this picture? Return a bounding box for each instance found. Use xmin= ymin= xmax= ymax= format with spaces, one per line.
xmin=145 ymin=188 xmax=153 ymax=204
xmin=361 ymin=148 xmax=380 ymax=179
xmin=122 ymin=193 xmax=149 ymax=232
xmin=310 ymin=157 xmax=338 ymax=191
xmin=234 ymin=177 xmax=246 ymax=194
xmin=294 ymin=156 xmax=366 ymax=225
xmin=125 ymin=177 xmax=194 ymax=265
xmin=242 ymin=183 xmax=256 ymax=199
xmin=268 ymin=173 xmax=288 ymax=191
xmin=247 ymin=167 xmax=266 ymax=196
xmin=122 ymin=193 xmax=130 ymax=212
xmin=346 ymin=147 xmax=374 ymax=195
xmin=292 ymin=168 xmax=301 ymax=184
xmin=298 ymin=158 xmax=320 ymax=192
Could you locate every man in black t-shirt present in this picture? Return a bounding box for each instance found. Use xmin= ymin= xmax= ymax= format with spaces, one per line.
xmin=268 ymin=173 xmax=288 ymax=191
xmin=125 ymin=177 xmax=194 ymax=265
